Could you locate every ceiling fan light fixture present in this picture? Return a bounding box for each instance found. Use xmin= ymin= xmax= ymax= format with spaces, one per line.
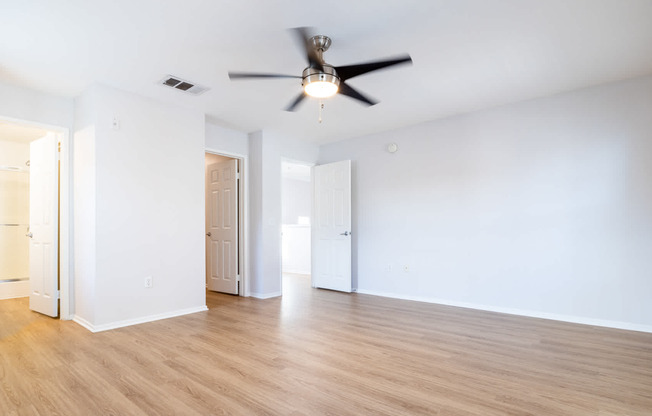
xmin=304 ymin=80 xmax=339 ymax=98
xmin=228 ymin=29 xmax=411 ymax=111
xmin=302 ymin=66 xmax=340 ymax=98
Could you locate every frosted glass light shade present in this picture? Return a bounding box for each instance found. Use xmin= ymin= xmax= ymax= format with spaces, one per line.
xmin=304 ymin=81 xmax=339 ymax=98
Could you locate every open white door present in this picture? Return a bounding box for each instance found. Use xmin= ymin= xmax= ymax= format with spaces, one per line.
xmin=206 ymin=159 xmax=239 ymax=294
xmin=29 ymin=133 xmax=59 ymax=317
xmin=312 ymin=160 xmax=352 ymax=292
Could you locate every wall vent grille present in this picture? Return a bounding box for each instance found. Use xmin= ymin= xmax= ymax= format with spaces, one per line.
xmin=159 ymin=75 xmax=209 ymax=95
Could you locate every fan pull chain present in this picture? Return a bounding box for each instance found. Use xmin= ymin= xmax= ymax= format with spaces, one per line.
xmin=319 ymin=99 xmax=324 ymax=123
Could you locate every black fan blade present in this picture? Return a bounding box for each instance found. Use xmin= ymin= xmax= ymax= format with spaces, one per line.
xmin=284 ymin=92 xmax=307 ymax=112
xmin=290 ymin=27 xmax=324 ymax=71
xmin=229 ymin=72 xmax=301 ymax=80
xmin=334 ymin=55 xmax=412 ymax=81
xmin=338 ymin=82 xmax=378 ymax=106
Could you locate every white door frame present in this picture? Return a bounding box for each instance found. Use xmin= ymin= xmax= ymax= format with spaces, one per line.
xmin=0 ymin=115 xmax=72 ymax=320
xmin=279 ymin=157 xmax=315 ymax=294
xmin=205 ymin=148 xmax=249 ymax=297
xmin=206 ymin=158 xmax=239 ymax=294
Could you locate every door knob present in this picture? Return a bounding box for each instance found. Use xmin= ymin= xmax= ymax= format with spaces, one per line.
xmin=206 ymin=232 xmax=212 ymax=237
xmin=26 ymin=232 xmax=33 ymax=238
xmin=339 ymin=231 xmax=351 ymax=236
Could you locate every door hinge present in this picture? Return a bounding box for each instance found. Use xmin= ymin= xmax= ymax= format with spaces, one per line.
xmin=236 ymin=274 xmax=240 ymax=282
xmin=235 ymin=172 xmax=241 ymax=180
xmin=56 ymin=290 xmax=60 ymax=299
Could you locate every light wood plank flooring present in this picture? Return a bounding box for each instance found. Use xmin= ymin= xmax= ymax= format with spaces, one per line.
xmin=1 ymin=274 xmax=651 ymax=415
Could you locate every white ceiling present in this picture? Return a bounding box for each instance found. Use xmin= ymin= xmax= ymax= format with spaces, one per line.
xmin=2 ymin=0 xmax=652 ymax=144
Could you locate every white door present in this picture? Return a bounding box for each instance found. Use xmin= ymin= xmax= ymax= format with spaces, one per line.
xmin=206 ymin=159 xmax=239 ymax=294
xmin=312 ymin=160 xmax=352 ymax=292
xmin=29 ymin=133 xmax=59 ymax=317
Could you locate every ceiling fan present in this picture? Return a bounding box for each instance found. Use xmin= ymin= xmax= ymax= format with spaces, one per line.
xmin=228 ymin=27 xmax=412 ymax=112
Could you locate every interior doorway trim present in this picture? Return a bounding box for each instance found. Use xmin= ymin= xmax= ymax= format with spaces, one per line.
xmin=205 ymin=148 xmax=249 ymax=297
xmin=0 ymin=115 xmax=72 ymax=320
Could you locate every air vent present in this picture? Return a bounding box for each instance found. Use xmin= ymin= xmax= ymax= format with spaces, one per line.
xmin=159 ymin=75 xmax=209 ymax=95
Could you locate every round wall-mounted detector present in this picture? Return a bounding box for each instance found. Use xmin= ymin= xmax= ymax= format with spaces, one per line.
xmin=387 ymin=143 xmax=398 ymax=153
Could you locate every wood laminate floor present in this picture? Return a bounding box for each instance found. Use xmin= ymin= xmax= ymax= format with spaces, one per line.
xmin=1 ymin=274 xmax=651 ymax=415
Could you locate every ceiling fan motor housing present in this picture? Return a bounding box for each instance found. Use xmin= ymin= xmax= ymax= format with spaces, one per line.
xmin=302 ymin=64 xmax=340 ymax=88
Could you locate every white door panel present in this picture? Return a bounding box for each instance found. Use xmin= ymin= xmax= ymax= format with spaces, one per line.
xmin=206 ymin=159 xmax=239 ymax=294
xmin=29 ymin=133 xmax=59 ymax=317
xmin=312 ymin=160 xmax=351 ymax=292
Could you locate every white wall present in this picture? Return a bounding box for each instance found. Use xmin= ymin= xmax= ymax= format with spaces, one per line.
xmin=0 ymin=81 xmax=74 ymax=128
xmin=248 ymin=130 xmax=319 ymax=297
xmin=281 ymin=175 xmax=311 ymax=275
xmin=73 ymin=87 xmax=97 ymax=324
xmin=319 ymin=75 xmax=652 ymax=331
xmin=74 ymin=84 xmax=206 ymax=330
xmin=248 ymin=131 xmax=265 ymax=296
xmin=282 ymin=177 xmax=311 ymax=224
xmin=205 ymin=121 xmax=249 ymax=156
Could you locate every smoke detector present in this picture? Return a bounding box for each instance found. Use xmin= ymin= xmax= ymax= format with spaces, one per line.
xmin=159 ymin=75 xmax=209 ymax=95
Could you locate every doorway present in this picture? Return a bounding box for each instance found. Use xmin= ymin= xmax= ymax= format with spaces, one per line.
xmin=204 ymin=151 xmax=247 ymax=296
xmin=0 ymin=118 xmax=70 ymax=318
xmin=281 ymin=160 xmax=313 ymax=295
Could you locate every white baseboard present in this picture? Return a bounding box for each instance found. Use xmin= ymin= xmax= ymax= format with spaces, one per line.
xmin=72 ymin=315 xmax=95 ymax=332
xmin=0 ymin=280 xmax=30 ymax=300
xmin=72 ymin=305 xmax=209 ymax=333
xmin=355 ymin=289 xmax=652 ymax=334
xmin=250 ymin=291 xmax=282 ymax=299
